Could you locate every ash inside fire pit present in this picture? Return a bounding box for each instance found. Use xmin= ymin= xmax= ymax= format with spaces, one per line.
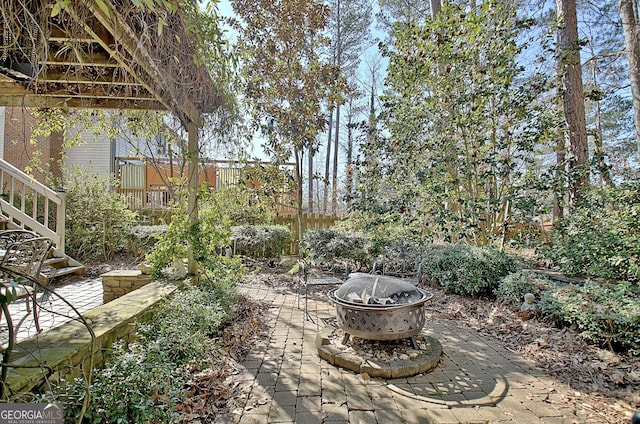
xmin=328 ymin=274 xmax=433 ymax=348
xmin=334 ymin=273 xmax=424 ymax=306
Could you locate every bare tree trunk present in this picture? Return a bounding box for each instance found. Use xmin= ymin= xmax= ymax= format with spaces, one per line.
xmin=332 ymin=104 xmax=340 ymax=215
xmin=295 ymin=149 xmax=304 ymax=253
xmin=557 ymin=0 xmax=589 ymax=209
xmin=324 ymin=108 xmax=333 ymax=213
xmin=345 ymin=121 xmax=354 ymax=210
xmin=308 ymin=146 xmax=314 ymax=212
xmin=186 ymin=121 xmax=199 ymax=275
xmin=620 ymin=0 xmax=640 ymax=159
xmin=331 ymin=0 xmax=342 ymax=216
xmin=430 ymin=0 xmax=441 ymax=17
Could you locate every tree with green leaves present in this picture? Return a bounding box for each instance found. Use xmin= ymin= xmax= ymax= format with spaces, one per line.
xmin=356 ymin=0 xmax=551 ymax=246
xmin=232 ymin=0 xmax=335 ymax=237
xmin=376 ymin=0 xmax=432 ymax=33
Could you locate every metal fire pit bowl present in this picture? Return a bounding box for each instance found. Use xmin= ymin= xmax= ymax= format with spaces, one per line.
xmin=327 ymin=274 xmax=433 ymax=349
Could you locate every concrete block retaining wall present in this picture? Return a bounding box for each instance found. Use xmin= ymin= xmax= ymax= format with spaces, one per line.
xmin=101 ymin=269 xmax=153 ymax=303
xmin=4 ymin=280 xmax=178 ymax=400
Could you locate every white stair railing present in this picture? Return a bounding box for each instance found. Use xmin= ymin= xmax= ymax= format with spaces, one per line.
xmin=0 ymin=159 xmax=66 ymax=254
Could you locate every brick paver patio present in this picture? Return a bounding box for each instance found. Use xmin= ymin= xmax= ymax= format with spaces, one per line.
xmin=0 ymin=278 xmax=103 ymax=348
xmin=0 ymin=275 xmax=602 ymax=423
xmin=236 ymin=280 xmax=577 ymax=424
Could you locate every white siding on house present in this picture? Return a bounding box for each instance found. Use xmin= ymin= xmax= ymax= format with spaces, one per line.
xmin=63 ymin=115 xmax=114 ymax=181
xmin=115 ymin=132 xmax=168 ymax=158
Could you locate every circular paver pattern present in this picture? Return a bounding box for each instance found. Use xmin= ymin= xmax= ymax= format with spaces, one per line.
xmin=316 ymin=325 xmax=442 ymax=378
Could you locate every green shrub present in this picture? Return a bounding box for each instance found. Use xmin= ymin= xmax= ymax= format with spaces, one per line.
xmin=137 ymin=287 xmax=229 ymax=364
xmin=197 ymin=257 xmax=243 ymax=309
xmin=371 ymin=238 xmax=423 ymax=275
xmin=495 ymin=270 xmax=551 ymax=307
xmin=339 ymin=213 xmax=429 ymax=260
xmin=421 ymin=243 xmax=520 ymax=296
xmin=146 ymin=186 xmax=232 ymax=278
xmin=539 ymin=282 xmax=640 ymax=354
xmin=213 ymin=186 xmax=276 ymax=225
xmin=47 ymin=257 xmax=242 ymax=422
xmin=58 ymin=341 xmax=185 ymax=423
xmin=302 ymin=227 xmax=430 ymax=273
xmin=65 ymin=168 xmax=138 ymax=262
xmin=302 ymin=228 xmax=369 ymax=270
xmin=127 ymin=225 xmax=168 ymax=258
xmin=137 ymin=261 xmax=240 ymax=364
xmin=231 ymin=224 xmax=291 ymax=258
xmin=542 ymin=183 xmax=640 ymax=282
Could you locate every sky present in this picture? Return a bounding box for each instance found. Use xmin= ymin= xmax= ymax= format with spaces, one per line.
xmin=212 ymin=0 xmax=386 ymax=166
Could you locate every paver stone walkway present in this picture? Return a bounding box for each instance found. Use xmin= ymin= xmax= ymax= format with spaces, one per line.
xmin=235 ymin=280 xmax=577 ymax=424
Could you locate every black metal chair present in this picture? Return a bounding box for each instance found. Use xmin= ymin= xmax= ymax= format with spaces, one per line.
xmin=297 ymin=241 xmax=349 ymax=321
xmin=0 ymin=237 xmax=53 ymax=333
xmin=0 ymin=229 xmax=39 ymax=250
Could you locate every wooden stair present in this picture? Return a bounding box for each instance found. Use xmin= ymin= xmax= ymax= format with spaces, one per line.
xmin=0 ymin=218 xmax=86 ymax=284
xmin=0 ymin=213 xmax=86 ymax=285
xmin=41 ymin=251 xmax=86 ymax=283
xmin=0 ymin=158 xmax=85 ymax=283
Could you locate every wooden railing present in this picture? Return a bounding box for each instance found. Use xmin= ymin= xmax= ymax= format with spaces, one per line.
xmin=115 ymin=157 xmax=298 ymax=214
xmin=0 ymin=159 xmax=66 ymax=254
xmin=118 ymin=187 xmax=172 ymax=210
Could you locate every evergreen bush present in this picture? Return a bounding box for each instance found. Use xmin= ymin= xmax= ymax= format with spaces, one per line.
xmin=231 ymin=224 xmax=291 ymax=258
xmin=543 ymin=183 xmax=640 ymax=282
xmin=421 ymin=244 xmax=520 ymax=296
xmin=302 ymin=228 xmax=369 ymax=270
xmin=65 ymin=168 xmax=138 ymax=262
xmin=495 ymin=270 xmax=551 ymax=307
xmin=127 ymin=224 xmax=168 ymax=258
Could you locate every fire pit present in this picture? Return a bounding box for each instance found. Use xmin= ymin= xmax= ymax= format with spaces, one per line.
xmin=327 ymin=273 xmax=433 ymax=349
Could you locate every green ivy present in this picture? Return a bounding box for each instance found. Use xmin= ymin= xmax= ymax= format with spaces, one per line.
xmin=539 ymin=282 xmax=640 ymax=354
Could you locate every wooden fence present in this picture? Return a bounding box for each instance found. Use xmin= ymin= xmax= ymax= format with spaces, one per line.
xmin=273 ymin=213 xmax=341 ymax=255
